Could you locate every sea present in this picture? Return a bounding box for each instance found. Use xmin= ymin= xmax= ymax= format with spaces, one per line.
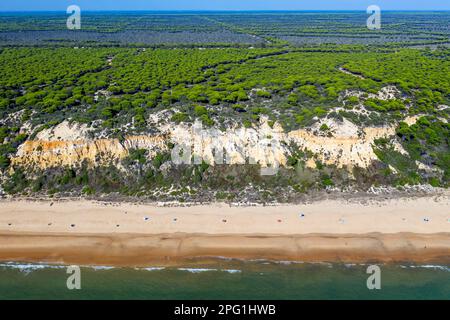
xmin=0 ymin=260 xmax=448 ymax=300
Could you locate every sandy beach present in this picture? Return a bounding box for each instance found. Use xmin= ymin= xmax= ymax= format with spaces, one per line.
xmin=0 ymin=196 xmax=449 ymax=266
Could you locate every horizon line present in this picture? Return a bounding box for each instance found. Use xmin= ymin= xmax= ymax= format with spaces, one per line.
xmin=1 ymin=9 xmax=450 ymax=13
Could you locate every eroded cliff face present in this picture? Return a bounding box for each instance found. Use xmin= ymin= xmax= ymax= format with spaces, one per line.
xmin=288 ymin=118 xmax=409 ymax=169
xmin=166 ymin=117 xmax=288 ymax=169
xmin=11 ymin=117 xmax=415 ymax=172
xmin=13 ymin=135 xmax=168 ymax=170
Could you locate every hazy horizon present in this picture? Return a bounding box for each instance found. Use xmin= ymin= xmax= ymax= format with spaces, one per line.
xmin=1 ymin=9 xmax=450 ymax=13
xmin=1 ymin=0 xmax=450 ymax=12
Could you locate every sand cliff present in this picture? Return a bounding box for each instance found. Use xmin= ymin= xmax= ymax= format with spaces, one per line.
xmin=11 ymin=117 xmax=415 ymax=171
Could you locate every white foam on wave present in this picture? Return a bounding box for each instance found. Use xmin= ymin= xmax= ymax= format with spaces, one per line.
xmin=92 ymin=266 xmax=115 ymax=271
xmin=401 ymin=265 xmax=450 ymax=272
xmin=177 ymin=268 xmax=242 ymax=274
xmin=344 ymin=263 xmax=369 ymax=268
xmin=178 ymin=268 xmax=218 ymax=273
xmin=0 ymin=262 xmax=65 ymax=274
xmin=135 ymin=267 xmax=166 ymax=271
xmin=223 ymin=269 xmax=242 ymax=274
xmin=276 ymin=260 xmax=305 ymax=265
xmin=0 ymin=262 xmax=118 ymax=273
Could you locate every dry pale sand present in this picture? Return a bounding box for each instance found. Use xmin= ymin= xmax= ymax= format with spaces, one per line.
xmin=0 ymin=196 xmax=449 ymax=266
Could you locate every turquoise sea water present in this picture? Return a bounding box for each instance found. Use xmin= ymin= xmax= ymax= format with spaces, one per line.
xmin=0 ymin=261 xmax=448 ymax=300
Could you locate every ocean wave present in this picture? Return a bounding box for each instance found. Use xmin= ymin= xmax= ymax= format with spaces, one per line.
xmin=3 ymin=262 xmax=446 ymax=275
xmin=276 ymin=261 xmax=305 ymax=265
xmin=0 ymin=262 xmax=117 ymax=273
xmin=223 ymin=269 xmax=242 ymax=274
xmin=92 ymin=266 xmax=115 ymax=271
xmin=0 ymin=262 xmax=65 ymax=274
xmin=177 ymin=268 xmax=242 ymax=274
xmin=400 ymin=264 xmax=450 ymax=272
xmin=135 ymin=267 xmax=166 ymax=271
xmin=178 ymin=268 xmax=218 ymax=273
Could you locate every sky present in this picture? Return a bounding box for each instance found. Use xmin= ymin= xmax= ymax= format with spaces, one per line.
xmin=1 ymin=0 xmax=449 ymax=12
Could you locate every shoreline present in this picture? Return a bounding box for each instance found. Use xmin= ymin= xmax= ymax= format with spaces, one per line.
xmin=0 ymin=232 xmax=449 ymax=267
xmin=0 ymin=196 xmax=449 ymax=266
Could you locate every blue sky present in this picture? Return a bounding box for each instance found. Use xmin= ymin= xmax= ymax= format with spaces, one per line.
xmin=1 ymin=0 xmax=449 ymax=11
